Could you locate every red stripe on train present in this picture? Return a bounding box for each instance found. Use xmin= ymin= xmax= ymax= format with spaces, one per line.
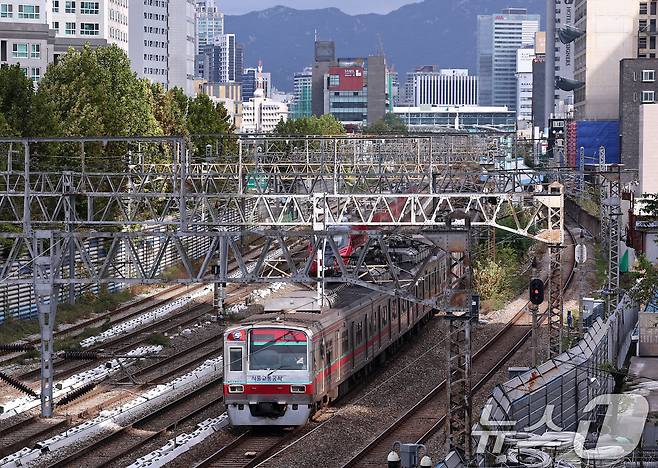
xmin=224 ymin=384 xmax=314 ymax=395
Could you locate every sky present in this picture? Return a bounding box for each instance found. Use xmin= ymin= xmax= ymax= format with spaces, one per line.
xmin=219 ymin=0 xmax=423 ymax=16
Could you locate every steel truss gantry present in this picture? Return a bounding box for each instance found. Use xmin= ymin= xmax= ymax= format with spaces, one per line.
xmin=600 ymin=166 xmax=622 ymax=317
xmin=0 ymin=136 xmax=564 ymax=443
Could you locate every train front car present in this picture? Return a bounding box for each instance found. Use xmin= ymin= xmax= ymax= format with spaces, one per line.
xmin=224 ymin=325 xmax=314 ymax=426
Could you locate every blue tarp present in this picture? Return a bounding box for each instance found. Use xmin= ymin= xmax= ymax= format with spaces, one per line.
xmin=576 ymin=120 xmax=620 ymax=167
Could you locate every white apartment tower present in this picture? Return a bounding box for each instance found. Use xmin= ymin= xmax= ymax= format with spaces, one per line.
xmin=516 ymin=47 xmax=534 ymax=129
xmin=408 ymin=69 xmax=478 ymax=107
xmin=0 ymin=0 xmax=53 ymax=84
xmin=47 ymin=0 xmax=129 ymax=55
xmin=573 ymin=0 xmax=639 ymax=119
xmin=129 ymin=0 xmax=196 ymax=95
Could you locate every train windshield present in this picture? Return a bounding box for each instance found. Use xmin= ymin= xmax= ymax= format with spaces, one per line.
xmin=249 ymin=328 xmax=308 ymax=371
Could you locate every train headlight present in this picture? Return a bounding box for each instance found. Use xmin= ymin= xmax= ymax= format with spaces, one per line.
xmin=290 ymin=385 xmax=306 ymax=393
xmin=228 ymin=385 xmax=244 ymax=393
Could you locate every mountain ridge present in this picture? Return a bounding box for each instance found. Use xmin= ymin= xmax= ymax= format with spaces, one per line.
xmin=226 ymin=0 xmax=545 ymax=91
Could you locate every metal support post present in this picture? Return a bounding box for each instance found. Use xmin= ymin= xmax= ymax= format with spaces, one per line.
xmin=599 ymin=146 xmax=608 ymax=249
xmin=33 ymin=231 xmax=61 ymax=418
xmin=215 ymin=236 xmax=228 ymax=322
xmin=529 ymin=258 xmax=539 ymax=368
xmin=448 ymin=317 xmax=472 ymax=461
xmin=63 ymin=171 xmax=75 ymax=305
xmin=548 ymin=245 xmax=563 ymax=357
xmin=445 ymin=228 xmax=473 ymax=461
xmin=605 ymin=167 xmax=621 ymax=317
xmin=578 ymin=146 xmax=585 ymax=202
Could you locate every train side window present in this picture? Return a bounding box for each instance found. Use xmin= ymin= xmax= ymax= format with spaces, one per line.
xmin=382 ymin=306 xmax=388 ymax=325
xmin=356 ymin=322 xmax=363 ymax=343
xmin=229 ymin=347 xmax=243 ymax=372
xmin=341 ymin=330 xmax=348 ymax=353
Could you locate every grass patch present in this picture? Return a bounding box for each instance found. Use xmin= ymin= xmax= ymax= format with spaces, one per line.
xmin=56 ymin=288 xmax=133 ymax=326
xmin=0 ymin=316 xmax=40 ymax=344
xmin=474 ymin=245 xmax=527 ymax=312
xmin=0 ymin=288 xmax=133 ymax=345
xmin=146 ymin=333 xmax=170 ymax=347
xmin=594 ymin=244 xmax=607 ymax=291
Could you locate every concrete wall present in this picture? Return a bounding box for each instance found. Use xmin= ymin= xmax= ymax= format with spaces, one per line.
xmin=639 ymin=103 xmax=658 ymax=195
xmin=574 ymin=0 xmax=639 ymax=120
xmin=620 ymin=59 xmax=658 ymax=171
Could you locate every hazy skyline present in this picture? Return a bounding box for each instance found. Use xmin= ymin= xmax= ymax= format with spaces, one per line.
xmin=219 ymin=0 xmax=422 ymax=16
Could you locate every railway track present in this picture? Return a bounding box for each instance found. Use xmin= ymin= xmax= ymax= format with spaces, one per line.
xmin=0 ymin=239 xmax=275 ymax=369
xmin=0 ymin=284 xmax=202 ymax=366
xmin=340 ymin=227 xmax=577 ymax=467
xmin=193 ymin=428 xmax=299 ymax=468
xmin=47 ymin=378 xmax=224 ymax=468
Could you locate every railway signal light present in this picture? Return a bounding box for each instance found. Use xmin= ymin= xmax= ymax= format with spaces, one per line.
xmin=529 ymin=279 xmax=545 ymax=305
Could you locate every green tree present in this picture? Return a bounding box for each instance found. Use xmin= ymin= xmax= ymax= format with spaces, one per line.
xmin=0 ymin=65 xmax=35 ymax=135
xmin=150 ymin=84 xmax=188 ymax=136
xmin=630 ymin=255 xmax=658 ymax=305
xmin=274 ymin=115 xmax=345 ymax=136
xmin=0 ymin=65 xmax=59 ymax=137
xmin=37 ymin=45 xmax=161 ymax=138
xmin=186 ymin=94 xmax=235 ymax=157
xmin=363 ymin=113 xmax=408 ymax=134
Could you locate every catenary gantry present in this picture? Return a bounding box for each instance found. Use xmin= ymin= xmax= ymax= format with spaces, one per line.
xmin=0 ymin=135 xmax=565 ymax=461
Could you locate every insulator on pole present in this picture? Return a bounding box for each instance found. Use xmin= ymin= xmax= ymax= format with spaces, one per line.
xmin=0 ymin=371 xmax=38 ymax=398
xmin=0 ymin=343 xmax=36 ymax=352
xmin=56 ymin=382 xmax=96 ymax=407
xmin=62 ymin=351 xmax=99 ymax=361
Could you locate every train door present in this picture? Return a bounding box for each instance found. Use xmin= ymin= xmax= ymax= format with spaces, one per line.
xmin=318 ymin=339 xmax=325 ymax=395
xmin=387 ymin=299 xmax=393 ymax=342
xmin=364 ymin=312 xmax=369 ymax=360
xmin=349 ymin=322 xmax=355 ymax=369
xmin=397 ymin=298 xmax=401 ymax=336
xmin=325 ymin=339 xmax=333 ymax=391
xmin=377 ymin=305 xmax=382 ymax=349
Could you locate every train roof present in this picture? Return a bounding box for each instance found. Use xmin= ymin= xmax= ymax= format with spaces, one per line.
xmin=235 ymin=250 xmax=442 ymax=331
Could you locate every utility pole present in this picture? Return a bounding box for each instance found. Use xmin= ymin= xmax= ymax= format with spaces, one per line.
xmin=529 ymin=258 xmax=539 ymax=368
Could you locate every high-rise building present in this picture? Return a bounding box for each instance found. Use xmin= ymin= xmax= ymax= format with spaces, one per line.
xmin=573 ymin=0 xmax=639 ymax=119
xmin=47 ymin=0 xmax=130 ymax=58
xmin=407 ymin=69 xmax=478 ymax=107
xmin=197 ymin=33 xmax=238 ymax=84
xmin=516 ymin=48 xmax=535 ymax=129
xmin=1 ymin=0 xmax=129 ymax=84
xmin=195 ymin=0 xmax=223 ymax=78
xmin=0 ymin=0 xmax=53 ymax=84
xmin=292 ymin=67 xmax=312 ymax=119
xmin=477 ymin=8 xmax=540 ymax=111
xmin=321 ymin=56 xmax=387 ymax=127
xmin=242 ymin=66 xmax=271 ymax=101
xmin=241 ymin=64 xmax=287 ymax=133
xmin=403 ymin=65 xmax=437 ymax=105
xmin=620 ymin=58 xmax=658 ymax=171
xmin=235 ymin=42 xmax=244 ymax=82
xmin=552 ymin=0 xmax=577 ymax=114
xmin=532 ymin=32 xmax=547 ymax=130
xmin=311 ymin=40 xmax=335 ymax=116
xmin=195 ymin=0 xmax=223 ymax=54
xmin=129 ymin=0 xmax=196 ymax=95
xmin=638 ymin=1 xmax=658 ymax=58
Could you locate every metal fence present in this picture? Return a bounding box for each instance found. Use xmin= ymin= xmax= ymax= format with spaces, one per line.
xmin=0 ymin=198 xmax=256 ymax=323
xmin=477 ymin=295 xmax=638 ymax=439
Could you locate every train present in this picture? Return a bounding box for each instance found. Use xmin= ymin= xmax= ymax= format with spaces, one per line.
xmin=223 ymin=247 xmax=449 ymax=426
xmin=308 ymin=192 xmax=414 ymax=275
